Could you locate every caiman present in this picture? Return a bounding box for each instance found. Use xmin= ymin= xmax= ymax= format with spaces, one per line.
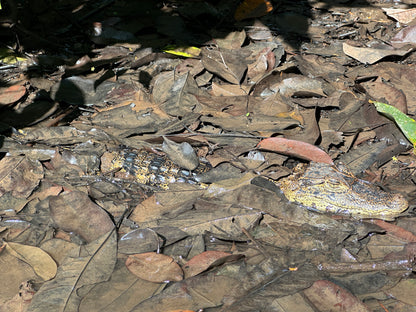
xmin=278 ymin=162 xmax=408 ymax=221
xmin=104 ymin=150 xmax=408 ymax=220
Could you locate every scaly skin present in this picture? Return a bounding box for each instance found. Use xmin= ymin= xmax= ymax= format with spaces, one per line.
xmin=109 ymin=150 xmax=408 ymax=220
xmin=278 ymin=162 xmax=408 ymax=220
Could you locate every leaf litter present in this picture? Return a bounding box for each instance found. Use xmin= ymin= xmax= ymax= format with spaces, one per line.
xmin=1 ymin=0 xmax=416 ymax=311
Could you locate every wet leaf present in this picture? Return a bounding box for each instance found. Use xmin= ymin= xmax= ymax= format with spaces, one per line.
xmin=257 ymin=137 xmax=334 ymax=164
xmin=370 ymin=100 xmax=416 ymax=146
xmin=125 ymin=252 xmax=183 ymax=283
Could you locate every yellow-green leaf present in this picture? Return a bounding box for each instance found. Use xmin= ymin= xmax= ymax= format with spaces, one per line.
xmin=163 ymin=45 xmax=201 ymax=58
xmin=370 ymin=100 xmax=416 ymax=145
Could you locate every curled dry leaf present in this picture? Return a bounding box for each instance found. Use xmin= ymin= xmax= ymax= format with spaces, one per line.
xmin=257 ymin=137 xmax=333 ymax=164
xmin=126 ymin=252 xmax=183 ymax=283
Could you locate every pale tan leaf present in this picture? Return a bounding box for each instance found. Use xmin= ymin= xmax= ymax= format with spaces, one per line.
xmin=343 ymin=43 xmax=412 ymax=64
xmin=6 ymin=242 xmax=57 ymax=281
xmin=126 ymin=252 xmax=183 ymax=283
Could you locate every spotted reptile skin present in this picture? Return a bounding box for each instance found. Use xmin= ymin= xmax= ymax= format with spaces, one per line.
xmin=109 ymin=149 xmax=210 ymax=189
xmin=278 ymin=162 xmax=408 ymax=220
xmin=108 ymin=150 xmax=408 ymax=220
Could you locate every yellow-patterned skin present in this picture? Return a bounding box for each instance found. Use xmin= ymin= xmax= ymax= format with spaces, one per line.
xmin=278 ymin=162 xmax=408 ymax=220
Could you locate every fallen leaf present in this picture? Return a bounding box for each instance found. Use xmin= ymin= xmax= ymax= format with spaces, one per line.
xmin=257 ymin=137 xmax=333 ymax=164
xmin=126 ymin=252 xmax=183 ymax=283
xmin=234 ymin=0 xmax=273 ymax=21
xmin=27 ymin=230 xmax=117 ymax=311
xmin=49 ymin=191 xmax=115 ymax=243
xmin=303 ymin=280 xmax=371 ymax=312
xmin=5 ymin=242 xmax=57 ymax=281
xmin=183 ymin=251 xmax=243 ymax=278
xmin=0 ymin=85 xmax=26 ymax=105
xmin=383 ymin=8 xmax=416 ymax=24
xmin=343 ymin=42 xmax=412 ymax=64
xmin=370 ymin=100 xmax=416 ymax=146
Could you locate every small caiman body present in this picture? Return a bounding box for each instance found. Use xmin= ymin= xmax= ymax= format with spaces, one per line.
xmin=107 ymin=150 xmax=408 ymax=220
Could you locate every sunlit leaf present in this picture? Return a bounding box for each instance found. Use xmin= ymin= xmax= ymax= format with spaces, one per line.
xmin=163 ymin=45 xmax=201 ymax=58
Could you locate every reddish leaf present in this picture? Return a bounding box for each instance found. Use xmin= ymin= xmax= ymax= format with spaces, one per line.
xmin=0 ymin=85 xmax=26 ymax=105
xmin=257 ymin=137 xmax=333 ymax=164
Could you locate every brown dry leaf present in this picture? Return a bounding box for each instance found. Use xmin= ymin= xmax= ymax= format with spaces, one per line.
xmin=0 ymin=85 xmax=26 ymax=105
xmin=78 ymin=260 xmax=163 ymax=312
xmin=362 ymin=80 xmax=407 ymax=114
xmin=257 ymin=137 xmax=333 ymax=164
xmin=152 ymin=71 xmax=202 ymax=117
xmin=118 ymin=229 xmax=161 ymax=254
xmin=0 ymin=243 xmax=41 ymax=302
xmin=200 ymin=114 xmax=299 ymax=133
xmin=126 ymin=252 xmax=183 ymax=283
xmin=274 ymin=76 xmax=327 ymax=97
xmin=201 ymin=47 xmax=247 ymax=84
xmin=386 ymin=279 xmax=416 ymax=306
xmin=49 ymin=191 xmax=115 ymax=243
xmin=383 ymin=8 xmax=416 ymax=24
xmin=130 ymin=275 xmax=239 ymax=311
xmin=391 ymin=25 xmax=416 ymax=48
xmin=343 ymin=42 xmax=412 ymax=64
xmin=303 ymin=280 xmax=372 ymax=312
xmin=246 ymin=47 xmax=271 ymax=81
xmin=212 ymin=30 xmax=246 ymax=50
xmin=5 ymin=242 xmax=57 ymax=281
xmin=130 ymin=186 xmax=204 ymax=223
xmin=211 ymin=82 xmax=247 ymax=96
xmin=183 ymin=251 xmax=243 ymax=278
xmin=162 ymin=137 xmax=199 ymax=170
xmin=0 ymin=156 xmax=43 ymax=198
xmin=27 ymin=230 xmax=117 ymax=311
xmin=17 ymin=126 xmax=90 ymax=145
